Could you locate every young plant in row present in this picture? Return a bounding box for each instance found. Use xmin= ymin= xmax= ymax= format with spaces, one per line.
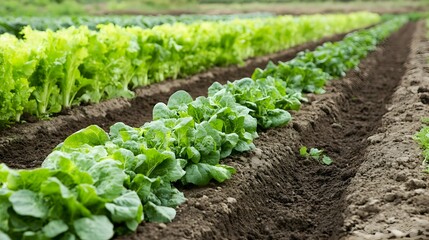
xmin=414 ymin=122 xmax=429 ymax=173
xmin=208 ymin=77 xmax=302 ymax=129
xmin=152 ymin=89 xmax=258 ymax=184
xmin=299 ymin=146 xmax=333 ymax=165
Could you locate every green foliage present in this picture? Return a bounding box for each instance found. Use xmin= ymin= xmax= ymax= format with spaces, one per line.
xmin=252 ymin=61 xmax=329 ymax=94
xmin=421 ymin=117 xmax=429 ymax=125
xmin=0 ymin=0 xmax=85 ymax=17
xmin=208 ymin=77 xmax=297 ymax=129
xmin=0 ymin=0 xmax=200 ymax=16
xmin=0 ymin=12 xmax=380 ymax=125
xmin=382 ymin=12 xmax=429 ymax=22
xmin=152 ymin=89 xmax=256 ymax=184
xmin=246 ymin=16 xmax=406 ymax=97
xmin=0 ymin=162 xmax=131 ymax=239
xmin=414 ymin=126 xmax=429 ymax=172
xmin=0 ymin=35 xmax=36 ymax=125
xmin=299 ymin=146 xmax=333 ymax=165
xmin=289 ymin=20 xmax=402 ymax=80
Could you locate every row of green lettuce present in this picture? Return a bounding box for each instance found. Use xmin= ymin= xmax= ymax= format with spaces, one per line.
xmin=0 ymin=12 xmax=380 ymax=126
xmin=0 ymin=17 xmax=407 ymax=240
xmin=0 ymin=13 xmax=274 ymax=37
xmin=414 ymin=18 xmax=429 ymax=173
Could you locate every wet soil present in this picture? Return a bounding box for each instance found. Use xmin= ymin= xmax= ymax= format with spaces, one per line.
xmin=0 ymin=32 xmax=349 ymax=169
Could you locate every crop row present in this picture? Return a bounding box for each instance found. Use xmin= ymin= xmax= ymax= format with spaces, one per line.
xmin=0 ymin=17 xmax=407 ymax=240
xmin=0 ymin=12 xmax=380 ymax=126
xmin=0 ymin=13 xmax=274 ymax=37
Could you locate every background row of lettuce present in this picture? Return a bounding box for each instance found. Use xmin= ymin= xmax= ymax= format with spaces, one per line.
xmin=0 ymin=13 xmax=274 ymax=37
xmin=0 ymin=12 xmax=380 ymax=126
xmin=0 ymin=17 xmax=407 ymax=240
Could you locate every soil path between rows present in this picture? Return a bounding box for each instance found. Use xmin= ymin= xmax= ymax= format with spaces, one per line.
xmin=344 ymin=20 xmax=429 ymax=239
xmin=114 ymin=23 xmax=416 ymax=239
xmin=0 ymin=32 xmax=350 ymax=168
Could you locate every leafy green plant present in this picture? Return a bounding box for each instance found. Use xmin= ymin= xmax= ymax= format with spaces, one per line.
xmin=208 ymin=77 xmax=300 ymax=129
xmin=152 ymin=90 xmax=257 ymax=185
xmin=414 ymin=126 xmax=429 ymax=173
xmin=0 ymin=35 xmax=36 ymax=125
xmin=299 ymin=146 xmax=333 ymax=165
xmin=252 ymin=61 xmax=330 ymax=94
xmin=421 ymin=117 xmax=429 ymax=125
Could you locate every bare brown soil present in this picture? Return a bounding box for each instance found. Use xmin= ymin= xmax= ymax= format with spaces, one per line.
xmin=0 ymin=21 xmax=427 ymax=240
xmin=344 ymin=21 xmax=429 ymax=240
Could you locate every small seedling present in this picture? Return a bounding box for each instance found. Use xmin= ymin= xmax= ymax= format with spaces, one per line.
xmin=421 ymin=117 xmax=429 ymax=125
xmin=299 ymin=146 xmax=333 ymax=165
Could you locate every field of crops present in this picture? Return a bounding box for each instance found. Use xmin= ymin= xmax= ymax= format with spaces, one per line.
xmin=0 ymin=5 xmax=429 ymax=240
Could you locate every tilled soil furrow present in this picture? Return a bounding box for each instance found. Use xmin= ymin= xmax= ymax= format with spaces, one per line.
xmin=293 ymin=22 xmax=416 ymax=239
xmin=343 ymin=21 xmax=429 ymax=239
xmin=0 ymin=33 xmax=349 ymax=169
xmin=118 ymin=23 xmax=415 ymax=240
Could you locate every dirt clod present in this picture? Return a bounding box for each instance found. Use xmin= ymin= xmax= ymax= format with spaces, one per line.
xmin=405 ymin=178 xmax=427 ymax=190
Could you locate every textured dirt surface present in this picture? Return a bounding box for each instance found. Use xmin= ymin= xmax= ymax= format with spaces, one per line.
xmin=114 ymin=22 xmax=418 ymax=240
xmin=344 ymin=21 xmax=429 ymax=240
xmin=0 ymin=32 xmax=348 ymax=169
xmin=0 ymin=21 xmax=425 ymax=240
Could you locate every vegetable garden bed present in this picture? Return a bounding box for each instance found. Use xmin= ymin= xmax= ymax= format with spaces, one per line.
xmin=0 ymin=16 xmax=428 ymax=240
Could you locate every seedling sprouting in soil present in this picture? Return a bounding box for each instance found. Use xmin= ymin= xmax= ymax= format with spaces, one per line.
xmin=299 ymin=146 xmax=333 ymax=165
xmin=413 ymin=122 xmax=429 ymax=173
xmin=420 ymin=117 xmax=429 ymax=125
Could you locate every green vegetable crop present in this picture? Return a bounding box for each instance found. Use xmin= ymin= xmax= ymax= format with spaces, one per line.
xmin=414 ymin=125 xmax=429 ymax=173
xmin=299 ymin=146 xmax=333 ymax=165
